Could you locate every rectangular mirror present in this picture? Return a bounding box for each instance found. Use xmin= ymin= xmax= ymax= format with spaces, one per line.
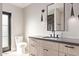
xmin=47 ymin=3 xmax=65 ymax=31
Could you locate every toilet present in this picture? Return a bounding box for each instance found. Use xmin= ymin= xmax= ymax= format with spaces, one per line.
xmin=15 ymin=36 xmax=27 ymax=54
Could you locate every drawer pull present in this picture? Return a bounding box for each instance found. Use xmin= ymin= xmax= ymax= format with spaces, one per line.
xmin=65 ymin=46 xmax=74 ymax=48
xmin=43 ymin=49 xmax=48 ymax=51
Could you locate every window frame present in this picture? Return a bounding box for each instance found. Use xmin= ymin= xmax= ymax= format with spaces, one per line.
xmin=2 ymin=11 xmax=11 ymax=52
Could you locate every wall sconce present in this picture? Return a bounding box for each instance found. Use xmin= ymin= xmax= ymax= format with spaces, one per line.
xmin=41 ymin=9 xmax=45 ymax=22
xmin=78 ymin=15 xmax=79 ymax=18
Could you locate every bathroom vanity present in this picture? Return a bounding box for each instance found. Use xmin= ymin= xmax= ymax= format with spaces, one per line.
xmin=29 ymin=3 xmax=79 ymax=56
xmin=29 ymin=36 xmax=79 ymax=56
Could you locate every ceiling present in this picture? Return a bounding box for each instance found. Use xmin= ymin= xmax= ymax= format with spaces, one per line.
xmin=11 ymin=3 xmax=31 ymax=8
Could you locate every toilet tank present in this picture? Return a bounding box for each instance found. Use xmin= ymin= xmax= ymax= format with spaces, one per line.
xmin=15 ymin=36 xmax=23 ymax=44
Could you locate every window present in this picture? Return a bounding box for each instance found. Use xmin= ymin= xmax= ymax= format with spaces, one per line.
xmin=2 ymin=12 xmax=11 ymax=52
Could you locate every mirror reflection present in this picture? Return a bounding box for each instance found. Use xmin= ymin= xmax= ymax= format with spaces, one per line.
xmin=47 ymin=3 xmax=65 ymax=31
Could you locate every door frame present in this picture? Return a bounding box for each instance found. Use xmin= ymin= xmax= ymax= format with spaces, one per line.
xmin=2 ymin=11 xmax=11 ymax=52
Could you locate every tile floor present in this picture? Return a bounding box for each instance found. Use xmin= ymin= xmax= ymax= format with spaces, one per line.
xmin=2 ymin=51 xmax=29 ymax=56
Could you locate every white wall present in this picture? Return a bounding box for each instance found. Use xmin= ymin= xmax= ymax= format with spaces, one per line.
xmin=24 ymin=3 xmax=79 ymax=40
xmin=0 ymin=3 xmax=2 ymax=56
xmin=24 ymin=3 xmax=63 ymax=40
xmin=2 ymin=3 xmax=24 ymax=51
xmin=24 ymin=3 xmax=52 ymax=37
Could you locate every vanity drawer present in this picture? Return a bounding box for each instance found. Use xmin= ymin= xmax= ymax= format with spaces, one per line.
xmin=41 ymin=40 xmax=59 ymax=51
xmin=59 ymin=43 xmax=79 ymax=56
xmin=68 ymin=45 xmax=79 ymax=56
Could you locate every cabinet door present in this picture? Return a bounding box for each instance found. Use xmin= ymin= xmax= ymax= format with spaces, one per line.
xmin=29 ymin=44 xmax=38 ymax=56
xmin=59 ymin=43 xmax=68 ymax=56
xmin=43 ymin=47 xmax=58 ymax=56
xmin=42 ymin=40 xmax=58 ymax=51
xmin=41 ymin=40 xmax=59 ymax=56
xmin=29 ymin=38 xmax=39 ymax=56
xmin=37 ymin=46 xmax=44 ymax=56
xmin=67 ymin=45 xmax=79 ymax=56
xmin=59 ymin=43 xmax=79 ymax=56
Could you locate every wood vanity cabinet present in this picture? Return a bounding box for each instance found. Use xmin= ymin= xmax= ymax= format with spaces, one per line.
xmin=41 ymin=40 xmax=59 ymax=56
xmin=66 ymin=45 xmax=79 ymax=56
xmin=59 ymin=43 xmax=79 ymax=56
xmin=29 ymin=38 xmax=39 ymax=56
xmin=29 ymin=38 xmax=59 ymax=56
xmin=59 ymin=43 xmax=69 ymax=56
xmin=29 ymin=38 xmax=44 ymax=56
xmin=29 ymin=38 xmax=79 ymax=56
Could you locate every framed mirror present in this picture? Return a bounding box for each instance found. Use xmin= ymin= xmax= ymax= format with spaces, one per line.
xmin=47 ymin=3 xmax=65 ymax=31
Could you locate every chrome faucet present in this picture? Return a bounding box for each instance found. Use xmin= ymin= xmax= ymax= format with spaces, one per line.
xmin=52 ymin=30 xmax=59 ymax=38
xmin=49 ymin=34 xmax=52 ymax=37
xmin=53 ymin=30 xmax=55 ymax=38
xmin=49 ymin=30 xmax=59 ymax=38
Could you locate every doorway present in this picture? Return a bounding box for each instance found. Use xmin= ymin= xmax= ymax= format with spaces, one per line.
xmin=2 ymin=12 xmax=11 ymax=52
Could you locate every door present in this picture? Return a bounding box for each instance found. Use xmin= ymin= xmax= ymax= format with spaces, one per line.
xmin=2 ymin=12 xmax=11 ymax=52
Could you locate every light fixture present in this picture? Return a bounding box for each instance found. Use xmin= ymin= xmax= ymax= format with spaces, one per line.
xmin=41 ymin=9 xmax=45 ymax=22
xmin=70 ymin=3 xmax=79 ymax=20
xmin=69 ymin=3 xmax=79 ymax=23
xmin=71 ymin=3 xmax=74 ymax=16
